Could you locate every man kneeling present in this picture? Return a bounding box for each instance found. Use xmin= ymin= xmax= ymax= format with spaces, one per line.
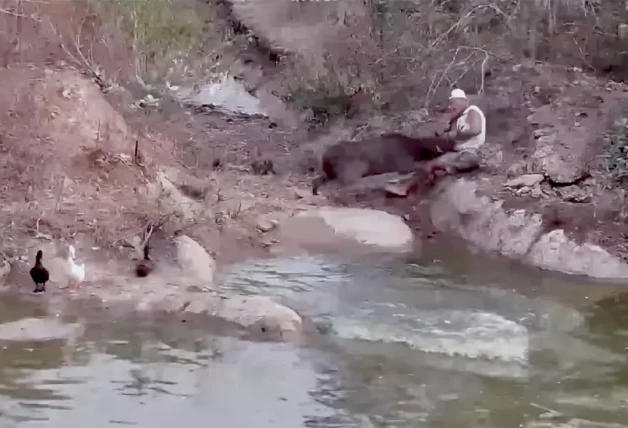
xmin=385 ymin=88 xmax=485 ymax=197
xmin=429 ymin=88 xmax=486 ymax=176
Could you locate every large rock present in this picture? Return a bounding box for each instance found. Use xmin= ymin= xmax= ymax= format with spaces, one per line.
xmin=211 ymin=295 xmax=302 ymax=341
xmin=527 ymin=229 xmax=628 ymax=279
xmin=430 ymin=179 xmax=544 ymax=258
xmin=277 ymin=207 xmax=414 ymax=253
xmin=136 ymin=292 xmax=303 ymax=341
xmin=430 ymin=179 xmax=628 ymax=279
xmin=175 ymin=235 xmax=217 ymax=287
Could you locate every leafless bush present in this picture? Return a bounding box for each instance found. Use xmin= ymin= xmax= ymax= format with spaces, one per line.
xmin=271 ymin=0 xmax=624 ymax=121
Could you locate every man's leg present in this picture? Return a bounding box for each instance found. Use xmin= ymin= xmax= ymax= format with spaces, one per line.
xmin=427 ymin=149 xmax=480 ymax=176
xmin=450 ymin=149 xmax=481 ymax=173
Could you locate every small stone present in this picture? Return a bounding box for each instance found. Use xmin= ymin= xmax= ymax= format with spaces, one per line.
xmin=505 ymin=174 xmax=545 ymax=188
xmin=256 ymin=217 xmax=277 ymax=233
xmin=516 ymin=186 xmax=531 ymax=196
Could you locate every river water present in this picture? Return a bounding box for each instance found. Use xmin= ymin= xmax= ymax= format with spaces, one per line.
xmin=1 ymin=239 xmax=627 ymax=427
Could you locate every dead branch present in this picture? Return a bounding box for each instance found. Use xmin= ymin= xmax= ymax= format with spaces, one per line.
xmin=46 ymin=15 xmax=108 ymax=91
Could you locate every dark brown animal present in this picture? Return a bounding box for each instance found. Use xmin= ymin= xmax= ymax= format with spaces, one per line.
xmin=312 ymin=133 xmax=455 ymax=195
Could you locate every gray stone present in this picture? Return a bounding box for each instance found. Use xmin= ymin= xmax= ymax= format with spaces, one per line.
xmin=505 ymin=174 xmax=544 ymax=188
xmin=527 ymin=229 xmax=628 ymax=279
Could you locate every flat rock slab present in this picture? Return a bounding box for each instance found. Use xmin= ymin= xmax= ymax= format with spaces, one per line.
xmin=277 ymin=207 xmax=414 ymax=253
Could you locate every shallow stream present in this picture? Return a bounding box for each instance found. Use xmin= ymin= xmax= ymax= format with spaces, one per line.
xmin=1 ymin=239 xmax=627 ymax=427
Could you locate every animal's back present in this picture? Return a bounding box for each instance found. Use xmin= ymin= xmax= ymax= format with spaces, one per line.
xmin=381 ymin=133 xmax=455 ymax=161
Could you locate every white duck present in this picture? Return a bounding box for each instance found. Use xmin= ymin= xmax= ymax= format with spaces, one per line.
xmin=66 ymin=244 xmax=85 ymax=291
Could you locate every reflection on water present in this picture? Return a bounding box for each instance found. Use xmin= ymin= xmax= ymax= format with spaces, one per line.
xmin=0 ymin=238 xmax=627 ymax=427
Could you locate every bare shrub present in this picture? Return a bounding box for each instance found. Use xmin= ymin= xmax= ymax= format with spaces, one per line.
xmin=261 ymin=0 xmax=624 ymax=122
xmin=602 ymin=102 xmax=628 ymax=182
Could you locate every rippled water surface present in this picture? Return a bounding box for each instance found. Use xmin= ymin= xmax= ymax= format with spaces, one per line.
xmin=1 ymin=238 xmax=628 ymax=427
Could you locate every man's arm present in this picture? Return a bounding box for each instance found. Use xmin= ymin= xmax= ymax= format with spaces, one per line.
xmin=439 ymin=108 xmax=464 ymax=134
xmin=452 ymin=109 xmax=481 ymax=141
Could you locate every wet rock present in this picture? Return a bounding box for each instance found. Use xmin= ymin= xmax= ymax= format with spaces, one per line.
xmin=431 ymin=178 xmax=628 ymax=279
xmin=132 ymin=290 xmax=302 ymax=340
xmin=176 ymin=235 xmax=216 ymax=288
xmin=527 ymin=229 xmax=628 ymax=279
xmin=217 ymin=295 xmax=302 ymax=340
xmin=430 ymin=179 xmax=544 ymax=258
xmin=0 ymin=318 xmax=83 ymax=342
xmin=505 ymin=174 xmax=544 ymax=188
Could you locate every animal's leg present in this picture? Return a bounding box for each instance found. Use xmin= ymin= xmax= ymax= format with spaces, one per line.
xmin=311 ymin=175 xmax=329 ymax=195
xmin=33 ymin=284 xmax=41 ymax=293
xmin=41 ymin=283 xmax=46 ymax=293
